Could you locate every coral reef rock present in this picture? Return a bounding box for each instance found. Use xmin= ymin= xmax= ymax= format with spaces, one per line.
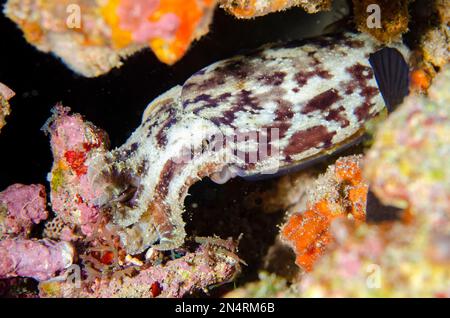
xmin=352 ymin=0 xmax=410 ymax=43
xmin=45 ymin=105 xmax=110 ymax=237
xmin=0 ymin=238 xmax=75 ymax=281
xmin=281 ymin=155 xmax=367 ymax=271
xmin=225 ymin=271 xmax=292 ymax=298
xmin=4 ymin=0 xmax=216 ymax=76
xmin=296 ymin=211 xmax=450 ymax=297
xmin=365 ymin=66 xmax=450 ymax=214
xmin=420 ymin=1 xmax=449 ymax=73
xmin=39 ymin=238 xmax=241 ymax=298
xmin=219 ymin=0 xmax=332 ymax=18
xmin=231 ymin=208 xmax=450 ymax=297
xmin=0 ymin=82 xmax=14 ymax=133
xmin=0 ymin=184 xmax=48 ymax=239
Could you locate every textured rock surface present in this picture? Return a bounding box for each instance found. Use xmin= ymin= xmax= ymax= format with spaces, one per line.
xmin=39 ymin=239 xmax=241 ymax=298
xmin=227 ymin=208 xmax=450 ymax=297
xmin=281 ymin=155 xmax=367 ymax=271
xmin=0 ymin=82 xmax=14 ymax=133
xmin=353 ymin=0 xmax=410 ymax=43
xmin=0 ymin=184 xmax=48 ymax=239
xmin=219 ymin=0 xmax=332 ymax=18
xmin=418 ymin=0 xmax=449 ymax=75
xmin=0 ymin=239 xmax=75 ymax=281
xmin=365 ymin=66 xmax=450 ymax=214
xmin=45 ymin=105 xmax=110 ymax=236
xmin=4 ymin=0 xmax=216 ymax=76
xmin=296 ymin=211 xmax=450 ymax=297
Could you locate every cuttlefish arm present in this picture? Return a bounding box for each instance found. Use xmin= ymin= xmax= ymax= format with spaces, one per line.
xmin=100 ymin=86 xmax=230 ymax=252
xmin=100 ymin=32 xmax=409 ymax=254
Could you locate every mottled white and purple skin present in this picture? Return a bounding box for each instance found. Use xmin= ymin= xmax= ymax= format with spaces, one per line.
xmin=99 ymin=32 xmax=409 ymax=254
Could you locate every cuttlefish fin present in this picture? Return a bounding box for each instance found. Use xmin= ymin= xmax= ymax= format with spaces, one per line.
xmin=369 ymin=47 xmax=410 ymax=112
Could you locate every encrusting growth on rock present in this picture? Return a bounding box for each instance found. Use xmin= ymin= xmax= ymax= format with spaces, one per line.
xmin=0 ymin=82 xmax=14 ymax=133
xmin=4 ymin=0 xmax=217 ymax=76
xmin=352 ymin=0 xmax=410 ymax=43
xmin=39 ymin=238 xmax=242 ymax=298
xmin=0 ymin=184 xmax=48 ymax=239
xmin=219 ymin=0 xmax=332 ymax=18
xmin=365 ymin=65 xmax=450 ymax=215
xmin=45 ymin=105 xmax=110 ymax=237
xmin=0 ymin=238 xmax=75 ymax=281
xmin=281 ymin=155 xmax=367 ymax=271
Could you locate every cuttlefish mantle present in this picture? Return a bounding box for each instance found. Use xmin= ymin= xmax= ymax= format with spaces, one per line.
xmin=97 ymin=32 xmax=410 ymax=254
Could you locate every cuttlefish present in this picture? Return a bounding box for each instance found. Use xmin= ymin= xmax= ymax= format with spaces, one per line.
xmin=95 ymin=32 xmax=410 ymax=254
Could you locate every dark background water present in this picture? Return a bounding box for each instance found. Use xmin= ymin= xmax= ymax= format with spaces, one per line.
xmin=0 ymin=1 xmax=346 ymax=190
